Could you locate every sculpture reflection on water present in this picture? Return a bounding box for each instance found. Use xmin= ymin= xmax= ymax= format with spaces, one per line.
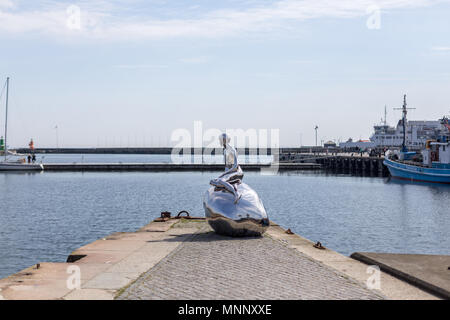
xmin=203 ymin=133 xmax=269 ymax=237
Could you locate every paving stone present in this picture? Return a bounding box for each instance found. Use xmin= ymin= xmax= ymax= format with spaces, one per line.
xmin=117 ymin=228 xmax=384 ymax=300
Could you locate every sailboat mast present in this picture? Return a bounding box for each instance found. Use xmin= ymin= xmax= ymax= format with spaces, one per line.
xmin=4 ymin=77 xmax=9 ymax=160
xmin=402 ymin=95 xmax=407 ymax=151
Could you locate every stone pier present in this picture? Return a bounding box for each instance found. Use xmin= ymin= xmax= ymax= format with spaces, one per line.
xmin=0 ymin=218 xmax=439 ymax=300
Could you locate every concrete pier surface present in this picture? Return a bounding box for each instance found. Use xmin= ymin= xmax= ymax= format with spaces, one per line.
xmin=0 ymin=218 xmax=439 ymax=300
xmin=351 ymin=252 xmax=450 ymax=299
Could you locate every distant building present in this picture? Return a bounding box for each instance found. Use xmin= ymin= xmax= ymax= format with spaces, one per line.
xmin=370 ymin=120 xmax=441 ymax=148
xmin=324 ymin=140 xmax=336 ymax=148
xmin=339 ymin=138 xmax=376 ymax=150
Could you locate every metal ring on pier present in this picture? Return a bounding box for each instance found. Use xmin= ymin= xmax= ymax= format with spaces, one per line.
xmin=176 ymin=210 xmax=190 ymax=218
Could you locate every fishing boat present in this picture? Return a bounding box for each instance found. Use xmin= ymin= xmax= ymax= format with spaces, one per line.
xmin=383 ymin=96 xmax=450 ymax=184
xmin=0 ymin=77 xmax=43 ymax=171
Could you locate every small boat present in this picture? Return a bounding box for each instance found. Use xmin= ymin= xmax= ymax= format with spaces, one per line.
xmin=0 ymin=77 xmax=43 ymax=171
xmin=384 ymin=97 xmax=450 ymax=184
xmin=384 ymin=156 xmax=450 ymax=184
xmin=0 ymin=161 xmax=44 ymax=171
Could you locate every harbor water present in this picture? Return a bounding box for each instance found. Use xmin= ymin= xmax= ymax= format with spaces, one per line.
xmin=0 ymin=166 xmax=449 ymax=279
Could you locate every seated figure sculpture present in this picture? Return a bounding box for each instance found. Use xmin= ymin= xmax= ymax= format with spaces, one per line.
xmin=203 ymin=133 xmax=269 ymax=237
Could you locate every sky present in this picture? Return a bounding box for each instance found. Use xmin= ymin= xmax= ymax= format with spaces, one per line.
xmin=0 ymin=0 xmax=450 ymax=148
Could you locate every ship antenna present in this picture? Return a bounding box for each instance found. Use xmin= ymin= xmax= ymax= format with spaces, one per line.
xmin=393 ymin=94 xmax=415 ymax=152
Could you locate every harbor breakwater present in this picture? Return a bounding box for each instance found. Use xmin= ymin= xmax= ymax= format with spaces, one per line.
xmin=14 ymin=147 xmax=330 ymax=155
xmin=37 ymin=156 xmax=388 ymax=177
xmin=13 ymin=147 xmax=389 ymax=176
xmin=314 ymin=156 xmax=389 ymax=177
xmin=42 ymin=163 xmax=320 ymax=172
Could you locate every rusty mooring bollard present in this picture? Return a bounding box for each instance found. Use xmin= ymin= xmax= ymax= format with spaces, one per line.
xmin=154 ymin=211 xmax=171 ymax=222
xmin=161 ymin=211 xmax=171 ymax=219
xmin=313 ymin=241 xmax=325 ymax=250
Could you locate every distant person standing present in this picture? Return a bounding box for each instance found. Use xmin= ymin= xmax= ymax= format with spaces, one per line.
xmin=29 ymin=139 xmax=36 ymax=163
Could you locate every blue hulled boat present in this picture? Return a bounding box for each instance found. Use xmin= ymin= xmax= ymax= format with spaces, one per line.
xmin=384 ymin=114 xmax=450 ymax=184
xmin=384 ymin=158 xmax=450 ymax=184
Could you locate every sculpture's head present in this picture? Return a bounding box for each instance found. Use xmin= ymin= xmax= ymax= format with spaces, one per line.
xmin=219 ymin=133 xmax=230 ymax=148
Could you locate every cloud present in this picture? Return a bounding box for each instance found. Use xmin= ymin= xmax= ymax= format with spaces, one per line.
xmin=289 ymin=59 xmax=316 ymax=64
xmin=113 ymin=64 xmax=168 ymax=69
xmin=179 ymin=56 xmax=210 ymax=64
xmin=0 ymin=0 xmax=448 ymax=41
xmin=432 ymin=46 xmax=450 ymax=51
xmin=0 ymin=0 xmax=13 ymax=9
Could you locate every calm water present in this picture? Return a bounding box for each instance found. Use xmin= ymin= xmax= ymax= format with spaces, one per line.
xmin=29 ymin=153 xmax=273 ymax=164
xmin=0 ymin=170 xmax=449 ymax=278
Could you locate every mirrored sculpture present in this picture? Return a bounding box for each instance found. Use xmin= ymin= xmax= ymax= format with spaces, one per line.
xmin=203 ymin=133 xmax=269 ymax=237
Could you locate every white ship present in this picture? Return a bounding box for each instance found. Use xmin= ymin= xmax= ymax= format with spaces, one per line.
xmin=340 ymin=98 xmax=443 ymax=150
xmin=370 ymin=101 xmax=442 ymax=149
xmin=370 ymin=120 xmax=441 ymax=149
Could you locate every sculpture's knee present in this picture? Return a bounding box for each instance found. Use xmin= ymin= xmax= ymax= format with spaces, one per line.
xmin=210 ymin=179 xmax=220 ymax=187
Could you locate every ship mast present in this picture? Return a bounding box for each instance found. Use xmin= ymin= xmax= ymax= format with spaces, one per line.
xmin=401 ymin=95 xmax=407 ymax=151
xmin=4 ymin=77 xmax=9 ymax=161
xmin=394 ymin=95 xmax=415 ymax=152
